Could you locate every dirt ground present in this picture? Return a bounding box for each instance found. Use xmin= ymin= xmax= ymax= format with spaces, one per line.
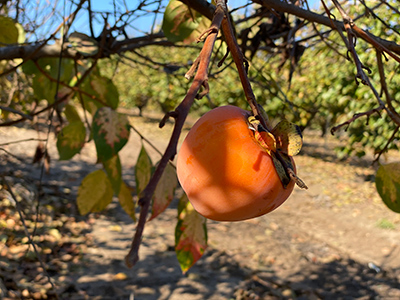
xmin=1 ymin=111 xmax=400 ymax=299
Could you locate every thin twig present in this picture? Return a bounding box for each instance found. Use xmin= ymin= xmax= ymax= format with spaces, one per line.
xmin=0 ymin=0 xmax=86 ymax=78
xmin=376 ymin=49 xmax=400 ymax=126
xmin=0 ymin=138 xmax=47 ymax=146
xmin=32 ymin=60 xmax=109 ymax=107
xmin=0 ymin=148 xmax=25 ymax=162
xmin=0 ymin=105 xmax=33 ymax=120
xmin=1 ymin=176 xmax=59 ymax=299
xmin=130 ymin=125 xmax=164 ymax=158
xmin=307 ymin=0 xmax=347 ymax=60
xmin=373 ymin=125 xmax=400 ymax=164
xmin=330 ymin=107 xmax=384 ymax=135
xmin=0 ymin=50 xmax=103 ymax=128
xmin=220 ymin=7 xmax=272 ymax=130
xmin=331 ymin=0 xmax=370 ymax=85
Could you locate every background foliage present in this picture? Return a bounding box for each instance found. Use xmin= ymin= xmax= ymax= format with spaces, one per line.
xmin=1 ymin=0 xmax=400 ymax=274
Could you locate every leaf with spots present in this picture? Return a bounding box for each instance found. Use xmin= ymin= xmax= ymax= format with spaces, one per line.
xmin=56 ymin=121 xmax=86 ymax=160
xmin=135 ymin=144 xmax=152 ymax=197
xmin=162 ymin=0 xmax=203 ymax=43
xmin=91 ymin=76 xmax=119 ymax=109
xmin=376 ymin=162 xmax=400 ymax=213
xmin=77 ymin=170 xmax=113 ymax=215
xmin=103 ymin=155 xmax=122 ymax=195
xmin=150 ymin=162 xmax=177 ymax=220
xmin=175 ymin=193 xmax=207 ymax=273
xmin=119 ymin=181 xmax=136 ymax=221
xmin=80 ymin=74 xmax=119 ymax=114
xmin=92 ymin=107 xmax=130 ymax=162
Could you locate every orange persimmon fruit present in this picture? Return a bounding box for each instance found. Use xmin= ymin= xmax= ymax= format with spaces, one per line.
xmin=177 ymin=105 xmax=296 ymax=222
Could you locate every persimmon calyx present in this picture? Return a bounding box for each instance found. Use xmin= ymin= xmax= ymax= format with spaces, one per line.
xmin=247 ymin=116 xmax=276 ymax=153
xmin=247 ymin=115 xmax=308 ymax=190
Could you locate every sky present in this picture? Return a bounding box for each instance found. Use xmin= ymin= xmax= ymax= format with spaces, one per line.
xmin=20 ymin=0 xmax=321 ymax=41
xmin=68 ymin=0 xmax=321 ymax=39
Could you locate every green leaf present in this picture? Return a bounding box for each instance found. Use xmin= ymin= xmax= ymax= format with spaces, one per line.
xmin=0 ymin=16 xmax=18 ymax=45
xmin=92 ymin=107 xmax=130 ymax=162
xmin=175 ymin=193 xmax=207 ymax=273
xmin=150 ymin=162 xmax=177 ymax=220
xmin=68 ymin=32 xmax=99 ymax=56
xmin=183 ymin=14 xmax=211 ymax=44
xmin=80 ymin=75 xmax=120 ymax=114
xmin=118 ymin=181 xmax=136 ymax=221
xmin=91 ymin=76 xmax=120 ymax=109
xmin=77 ymin=170 xmax=113 ymax=215
xmin=162 ymin=0 xmax=202 ymax=43
xmin=22 ymin=58 xmax=74 ymax=103
xmin=376 ymin=162 xmax=400 ymax=213
xmin=64 ymin=104 xmax=82 ymax=123
xmin=31 ymin=73 xmax=57 ymax=102
xmin=103 ymin=155 xmax=122 ymax=195
xmin=56 ymin=121 xmax=86 ymax=160
xmin=24 ymin=58 xmax=74 ymax=81
xmin=135 ymin=145 xmax=152 ymax=197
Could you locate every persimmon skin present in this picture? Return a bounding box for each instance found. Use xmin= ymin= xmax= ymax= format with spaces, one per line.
xmin=177 ymin=105 xmax=295 ymax=222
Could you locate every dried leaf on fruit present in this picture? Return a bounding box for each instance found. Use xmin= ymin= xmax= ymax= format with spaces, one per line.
xmin=175 ymin=193 xmax=207 ymax=273
xmin=376 ymin=162 xmax=400 ymax=213
xmin=135 ymin=145 xmax=152 ymax=197
xmin=92 ymin=107 xmax=130 ymax=162
xmin=272 ymin=120 xmax=303 ymax=156
xmin=270 ymin=152 xmax=291 ymax=188
xmin=77 ymin=170 xmax=113 ymax=215
xmin=150 ymin=162 xmax=177 ymax=220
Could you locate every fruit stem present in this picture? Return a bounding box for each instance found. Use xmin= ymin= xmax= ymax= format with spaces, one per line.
xmin=220 ymin=8 xmax=273 ymax=131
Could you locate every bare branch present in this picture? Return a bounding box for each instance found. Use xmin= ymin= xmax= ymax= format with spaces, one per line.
xmin=124 ymin=0 xmax=227 ymax=269
xmin=373 ymin=125 xmax=400 ymax=164
xmin=331 ymin=107 xmax=384 ymax=135
xmin=220 ymin=7 xmax=272 ymax=130
xmin=251 ymin=0 xmax=400 ymax=55
xmin=331 ymin=0 xmax=370 ymax=85
xmin=0 ymin=105 xmax=33 ymax=120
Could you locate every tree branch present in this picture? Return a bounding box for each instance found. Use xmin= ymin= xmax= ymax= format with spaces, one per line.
xmin=0 ymin=33 xmax=169 ymax=61
xmin=124 ymin=0 xmax=227 ymax=269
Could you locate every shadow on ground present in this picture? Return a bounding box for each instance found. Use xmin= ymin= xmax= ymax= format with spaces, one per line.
xmin=1 ymin=133 xmax=400 ymax=300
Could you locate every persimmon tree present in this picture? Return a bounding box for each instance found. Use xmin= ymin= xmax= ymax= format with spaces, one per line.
xmin=1 ymin=0 xmax=400 ymax=277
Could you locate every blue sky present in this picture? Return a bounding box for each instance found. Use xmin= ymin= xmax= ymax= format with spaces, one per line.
xmin=69 ymin=0 xmax=321 ymax=38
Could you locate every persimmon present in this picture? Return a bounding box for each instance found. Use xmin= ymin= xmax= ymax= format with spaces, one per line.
xmin=177 ymin=105 xmax=300 ymax=222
